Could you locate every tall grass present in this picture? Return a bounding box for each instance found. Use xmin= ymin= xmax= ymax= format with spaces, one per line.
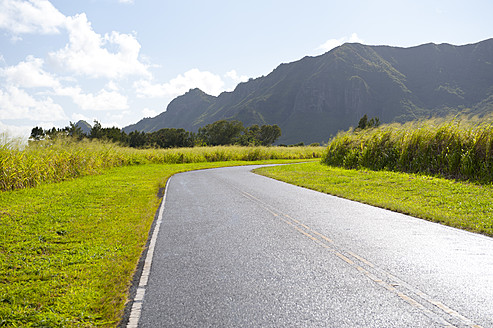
xmin=322 ymin=118 xmax=493 ymax=182
xmin=0 ymin=137 xmax=323 ymax=192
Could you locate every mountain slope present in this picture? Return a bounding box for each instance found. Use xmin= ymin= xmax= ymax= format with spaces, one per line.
xmin=124 ymin=39 xmax=493 ymax=144
xmin=75 ymin=120 xmax=92 ymax=135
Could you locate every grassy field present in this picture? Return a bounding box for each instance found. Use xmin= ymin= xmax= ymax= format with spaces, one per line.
xmin=255 ymin=162 xmax=493 ymax=236
xmin=0 ymin=159 xmax=316 ymax=327
xmin=0 ymin=138 xmax=324 ymax=192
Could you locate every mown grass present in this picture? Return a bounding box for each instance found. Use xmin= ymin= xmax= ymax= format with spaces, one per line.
xmin=0 ymin=137 xmax=323 ymax=192
xmin=322 ymin=118 xmax=493 ymax=182
xmin=0 ymin=159 xmax=314 ymax=327
xmin=254 ymin=162 xmax=493 ymax=236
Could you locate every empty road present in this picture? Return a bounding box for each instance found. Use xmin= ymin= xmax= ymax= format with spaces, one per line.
xmin=127 ymin=165 xmax=493 ymax=327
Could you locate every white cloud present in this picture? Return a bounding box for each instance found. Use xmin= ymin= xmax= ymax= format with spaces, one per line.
xmin=55 ymin=86 xmax=129 ymax=111
xmin=48 ymin=13 xmax=150 ymax=79
xmin=135 ymin=68 xmax=225 ymax=98
xmin=133 ymin=79 xmax=167 ymax=98
xmin=105 ymin=110 xmax=130 ymax=124
xmin=0 ymin=0 xmax=66 ymax=36
xmin=225 ymin=70 xmax=248 ymax=84
xmin=317 ymin=33 xmax=364 ymax=53
xmin=0 ymin=85 xmax=67 ymax=121
xmin=0 ymin=1 xmax=154 ymax=129
xmin=348 ymin=33 xmax=364 ymax=43
xmin=1 ymin=2 xmax=150 ymax=80
xmin=142 ymin=107 xmax=158 ymax=117
xmin=0 ymin=120 xmax=32 ymax=145
xmin=317 ymin=38 xmax=345 ymax=53
xmin=0 ymin=55 xmax=60 ymax=88
xmin=105 ymin=81 xmax=119 ymax=91
xmin=71 ymin=112 xmax=93 ymax=123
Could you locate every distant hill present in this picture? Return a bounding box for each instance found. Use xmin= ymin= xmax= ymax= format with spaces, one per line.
xmin=124 ymin=39 xmax=493 ymax=144
xmin=75 ymin=120 xmax=92 ymax=135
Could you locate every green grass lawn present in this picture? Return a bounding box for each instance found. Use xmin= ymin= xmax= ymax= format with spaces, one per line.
xmin=0 ymin=160 xmax=304 ymax=327
xmin=254 ymin=162 xmax=493 ymax=236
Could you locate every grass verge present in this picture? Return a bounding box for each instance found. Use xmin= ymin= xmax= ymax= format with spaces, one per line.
xmin=0 ymin=159 xmax=307 ymax=327
xmin=254 ymin=162 xmax=493 ymax=236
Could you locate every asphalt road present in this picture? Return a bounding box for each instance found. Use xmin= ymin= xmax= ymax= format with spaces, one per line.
xmin=128 ymin=165 xmax=493 ymax=328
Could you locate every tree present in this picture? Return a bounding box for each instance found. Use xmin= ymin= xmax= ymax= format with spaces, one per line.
xmin=259 ymin=124 xmax=281 ymax=146
xmin=128 ymin=131 xmax=148 ymax=148
xmin=357 ymin=114 xmax=380 ymax=130
xmin=29 ymin=126 xmax=45 ymax=141
xmin=149 ymin=128 xmax=193 ymax=148
xmin=198 ymin=120 xmax=245 ymax=146
xmin=368 ymin=117 xmax=380 ymax=128
xmin=235 ymin=124 xmax=282 ymax=146
xmin=29 ymin=126 xmax=69 ymax=142
xmin=90 ymin=120 xmax=103 ymax=139
xmin=357 ymin=114 xmax=369 ymax=130
xmin=237 ymin=124 xmax=261 ymax=146
xmin=101 ymin=127 xmax=126 ymax=144
xmin=67 ymin=122 xmax=84 ymax=140
xmin=45 ymin=127 xmax=66 ymax=139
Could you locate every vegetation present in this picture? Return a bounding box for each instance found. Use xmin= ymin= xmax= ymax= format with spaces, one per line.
xmin=356 ymin=114 xmax=380 ymax=130
xmin=30 ymin=119 xmax=282 ymax=149
xmin=322 ymin=118 xmax=493 ymax=183
xmin=254 ymin=162 xmax=493 ymax=236
xmin=1 ymin=138 xmax=323 ymax=192
xmin=2 ymin=160 xmax=318 ymax=327
xmin=198 ymin=120 xmax=282 ymax=146
xmin=4 ymin=113 xmax=493 ymax=327
xmin=0 ymin=135 xmax=323 ymax=327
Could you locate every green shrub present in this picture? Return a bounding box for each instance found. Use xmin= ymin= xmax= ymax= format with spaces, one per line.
xmin=322 ymin=118 xmax=493 ymax=182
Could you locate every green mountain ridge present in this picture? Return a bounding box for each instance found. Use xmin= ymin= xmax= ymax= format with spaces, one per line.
xmin=124 ymin=39 xmax=493 ymax=144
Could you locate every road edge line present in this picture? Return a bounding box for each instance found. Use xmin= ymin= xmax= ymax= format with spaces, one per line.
xmin=124 ymin=177 xmax=171 ymax=328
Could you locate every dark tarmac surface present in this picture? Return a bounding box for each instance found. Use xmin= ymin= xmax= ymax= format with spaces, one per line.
xmin=133 ymin=165 xmax=493 ymax=327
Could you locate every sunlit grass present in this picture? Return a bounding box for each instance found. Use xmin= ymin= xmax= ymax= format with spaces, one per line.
xmin=0 ymin=135 xmax=322 ymax=327
xmin=322 ymin=117 xmax=493 ymax=182
xmin=0 ymin=136 xmax=324 ymax=192
xmin=0 ymin=160 xmax=309 ymax=327
xmin=255 ymin=162 xmax=493 ymax=236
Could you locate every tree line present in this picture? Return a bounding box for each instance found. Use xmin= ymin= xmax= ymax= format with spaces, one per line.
xmin=30 ymin=120 xmax=282 ymax=148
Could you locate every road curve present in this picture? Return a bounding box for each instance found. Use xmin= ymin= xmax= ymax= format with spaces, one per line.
xmin=128 ymin=165 xmax=493 ymax=328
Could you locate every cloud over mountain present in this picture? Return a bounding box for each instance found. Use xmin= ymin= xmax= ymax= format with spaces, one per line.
xmin=135 ymin=69 xmax=226 ymax=98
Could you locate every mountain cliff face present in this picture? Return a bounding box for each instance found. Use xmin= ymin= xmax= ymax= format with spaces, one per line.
xmin=125 ymin=89 xmax=215 ymax=133
xmin=124 ymin=39 xmax=493 ymax=144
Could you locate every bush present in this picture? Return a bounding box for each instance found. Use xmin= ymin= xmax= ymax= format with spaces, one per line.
xmin=322 ymin=118 xmax=493 ymax=182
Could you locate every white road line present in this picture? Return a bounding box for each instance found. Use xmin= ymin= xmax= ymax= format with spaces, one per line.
xmin=126 ymin=178 xmax=170 ymax=328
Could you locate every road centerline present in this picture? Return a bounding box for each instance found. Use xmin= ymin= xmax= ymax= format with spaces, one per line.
xmin=230 ymin=174 xmax=483 ymax=328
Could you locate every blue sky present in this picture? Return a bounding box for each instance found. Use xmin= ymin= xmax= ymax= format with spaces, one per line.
xmin=1 ymin=0 xmax=492 ymax=138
